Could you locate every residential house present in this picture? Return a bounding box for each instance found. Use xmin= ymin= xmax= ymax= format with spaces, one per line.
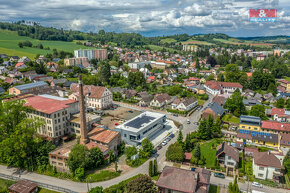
xmin=4 ymin=77 xmax=17 ymax=85
xmin=0 ymin=66 xmax=8 ymax=74
xmin=277 ymin=79 xmax=290 ymax=92
xmin=243 ymin=99 xmax=261 ymax=109
xmin=253 ymin=151 xmax=282 ymax=182
xmin=201 ymin=102 xmax=225 ymax=120
xmin=123 ymin=89 xmax=137 ymax=99
xmin=204 ymin=81 xmax=242 ymax=96
xmin=15 ymin=62 xmax=27 ymax=69
xmin=212 ymin=95 xmax=226 ymax=106
xmin=279 ymin=133 xmax=290 ymax=149
xmin=261 ymin=121 xmax=290 ymax=134
xmin=171 ymin=97 xmax=197 ymax=112
xmin=3 ymin=61 xmax=12 ymax=67
xmin=147 ymin=76 xmax=155 ymax=83
xmin=137 ymin=92 xmax=152 ymax=107
xmin=50 ymin=79 xmax=68 ymax=87
xmin=9 ymin=56 xmax=19 ymax=62
xmin=18 ymin=56 xmax=30 ymax=64
xmin=216 ymin=142 xmax=239 ymax=170
xmin=69 ymin=83 xmax=113 ymax=110
xmin=150 ymin=93 xmax=171 ymax=108
xmin=189 ymin=84 xmax=206 ymax=94
xmin=265 ymin=108 xmax=290 ymax=123
xmin=156 ymin=166 xmax=211 ymax=193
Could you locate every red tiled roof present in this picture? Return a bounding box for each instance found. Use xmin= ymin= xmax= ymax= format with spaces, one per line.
xmin=271 ymin=108 xmax=285 ymax=116
xmin=253 ymin=151 xmax=282 ymax=168
xmin=15 ymin=62 xmax=25 ymax=67
xmin=205 ymin=81 xmax=222 ymax=90
xmin=24 ymin=96 xmax=77 ymax=114
xmin=261 ymin=121 xmax=290 ymax=132
xmin=246 ymin=72 xmax=252 ymax=77
xmin=189 ymin=77 xmax=200 ymax=81
xmin=219 ymin=82 xmax=243 ymax=88
xmin=70 ymin=84 xmax=107 ymax=99
xmin=9 ymin=180 xmax=37 ymax=193
xmin=148 ymin=76 xmax=155 ymax=80
xmin=86 ymin=142 xmax=108 ymax=153
xmin=185 ymin=152 xmax=192 ymax=160
xmin=88 ymin=127 xmax=120 ymax=144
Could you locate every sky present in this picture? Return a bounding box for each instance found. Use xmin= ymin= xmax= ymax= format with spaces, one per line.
xmin=0 ymin=0 xmax=289 ymax=37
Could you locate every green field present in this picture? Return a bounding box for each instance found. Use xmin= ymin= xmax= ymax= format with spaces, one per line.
xmin=147 ymin=44 xmax=180 ymax=53
xmin=0 ymin=30 xmax=88 ymax=59
xmin=200 ymin=139 xmax=218 ymax=168
xmin=222 ymin=114 xmax=240 ymax=124
xmin=182 ymin=39 xmax=214 ymax=45
xmin=160 ymin=38 xmax=177 ymax=44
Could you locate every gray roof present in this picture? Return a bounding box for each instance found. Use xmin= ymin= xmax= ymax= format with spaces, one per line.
xmin=239 ymin=115 xmax=261 ymax=126
xmin=14 ymin=81 xmax=47 ymax=91
xmin=243 ymin=99 xmax=261 ymax=106
xmin=125 ymin=115 xmax=155 ymax=129
xmin=182 ymin=97 xmax=197 ymax=106
xmin=207 ymin=102 xmax=225 ymax=115
xmin=0 ymin=86 xmax=5 ymax=93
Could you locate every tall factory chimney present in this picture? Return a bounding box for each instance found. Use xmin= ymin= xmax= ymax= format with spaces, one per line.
xmin=78 ymin=75 xmax=88 ymax=144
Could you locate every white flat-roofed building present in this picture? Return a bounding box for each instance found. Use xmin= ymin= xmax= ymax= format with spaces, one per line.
xmin=114 ymin=111 xmax=166 ymax=146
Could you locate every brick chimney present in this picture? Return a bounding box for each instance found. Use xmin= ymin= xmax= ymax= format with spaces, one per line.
xmin=78 ymin=75 xmax=88 ymax=144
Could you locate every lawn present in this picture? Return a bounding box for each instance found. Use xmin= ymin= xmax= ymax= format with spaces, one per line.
xmin=283 ymin=76 xmax=290 ymax=81
xmin=200 ymin=139 xmax=218 ymax=168
xmin=0 ymin=29 xmax=88 ymax=58
xmin=209 ymin=184 xmax=220 ymax=193
xmin=86 ymin=170 xmax=120 ymax=182
xmin=222 ymin=114 xmax=240 ymax=124
xmin=147 ymin=45 xmax=180 ymax=53
xmin=160 ymin=38 xmax=177 ymax=44
xmin=198 ymin=99 xmax=206 ymax=105
xmin=182 ymin=39 xmax=214 ymax=45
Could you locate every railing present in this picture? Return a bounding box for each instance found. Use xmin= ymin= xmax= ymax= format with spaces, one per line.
xmin=0 ymin=173 xmax=78 ymax=193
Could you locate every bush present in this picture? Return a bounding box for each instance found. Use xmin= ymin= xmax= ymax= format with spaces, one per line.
xmin=167 ymin=109 xmax=187 ymax=115
xmin=74 ymin=167 xmax=85 ymax=181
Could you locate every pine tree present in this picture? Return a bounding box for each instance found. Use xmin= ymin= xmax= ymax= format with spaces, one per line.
xmin=193 ymin=143 xmax=201 ymax=161
xmin=149 ymin=160 xmax=153 ymax=177
xmin=153 ymin=159 xmax=157 ymax=176
xmin=177 ymin=130 xmax=183 ymax=145
xmin=196 ymin=58 xmax=200 ymax=70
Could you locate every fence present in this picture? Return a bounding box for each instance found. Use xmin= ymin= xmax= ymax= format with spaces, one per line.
xmin=0 ymin=173 xmax=78 ymax=193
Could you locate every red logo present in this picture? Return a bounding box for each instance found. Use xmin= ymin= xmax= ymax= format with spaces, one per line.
xmin=249 ymin=9 xmax=277 ymax=18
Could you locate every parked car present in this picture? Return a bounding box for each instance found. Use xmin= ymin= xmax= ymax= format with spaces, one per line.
xmin=252 ymin=182 xmax=263 ymax=188
xmin=214 ymin=173 xmax=225 ymax=178
xmin=187 ymin=119 xmax=191 ymax=124
xmin=152 ymin=149 xmax=157 ymax=154
xmin=128 ymin=110 xmax=133 ymax=113
xmin=169 ymin=134 xmax=175 ymax=138
xmin=194 ymin=122 xmax=199 ymax=125
xmin=173 ymin=114 xmax=178 ymax=117
xmin=161 ymin=141 xmax=167 ymax=146
xmin=157 ymin=145 xmax=162 ymax=150
xmin=191 ymin=168 xmax=196 ymax=171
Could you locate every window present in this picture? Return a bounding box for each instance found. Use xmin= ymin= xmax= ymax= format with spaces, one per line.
xmin=254 ymin=128 xmax=258 ymax=130
xmin=275 ymin=168 xmax=280 ymax=172
xmin=227 ymin=162 xmax=234 ymax=166
xmin=124 ymin=134 xmax=127 ymax=138
xmin=259 ymin=166 xmax=264 ymax=171
xmin=258 ymin=173 xmax=263 ymax=177
xmin=228 ymin=156 xmax=231 ymax=160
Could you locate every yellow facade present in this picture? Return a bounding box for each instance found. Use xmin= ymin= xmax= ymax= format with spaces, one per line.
xmin=239 ymin=124 xmax=261 ymax=131
xmin=287 ymin=83 xmax=290 ymax=92
xmin=251 ymin=140 xmax=278 ymax=148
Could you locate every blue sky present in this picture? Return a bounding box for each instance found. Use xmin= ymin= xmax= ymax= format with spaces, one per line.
xmin=0 ymin=0 xmax=289 ymax=37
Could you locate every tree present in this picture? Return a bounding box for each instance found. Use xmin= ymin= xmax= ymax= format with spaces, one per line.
xmin=74 ymin=167 xmax=85 ymax=181
xmin=67 ymin=144 xmax=90 ymax=173
xmin=193 ymin=143 xmax=201 ymax=161
xmin=89 ymin=186 xmax=103 ymax=193
xmin=224 ymin=90 xmax=246 ymax=117
xmin=197 ymin=119 xmax=211 ymax=140
xmin=115 ymin=161 xmax=118 ymax=172
xmin=228 ymin=176 xmax=240 ymax=193
xmin=126 ymin=175 xmax=157 ymax=193
xmin=0 ymin=101 xmax=52 ymax=170
xmin=18 ymin=42 xmax=23 ymax=48
xmin=125 ymin=146 xmax=137 ymax=159
xmin=206 ymin=74 xmax=215 ymax=81
xmin=99 ymin=62 xmax=111 ymax=85
xmin=177 ymin=130 xmax=183 ymax=145
xmin=88 ymin=147 xmax=104 ymax=169
xmin=140 ymin=138 xmax=154 ymax=158
xmin=206 ymin=55 xmax=217 ymax=67
xmin=166 ymin=142 xmax=184 ymax=162
xmin=153 ymin=159 xmax=158 ymax=176
xmin=249 ymin=105 xmax=268 ymax=120
xmin=225 ymin=64 xmax=241 ymax=82
xmin=283 ymin=150 xmax=290 ymax=175
xmin=276 ymin=98 xmax=285 ymax=108
xmin=217 ymin=73 xmax=225 ymax=82
xmin=149 ymin=160 xmax=153 ymax=177
xmin=195 ymin=58 xmax=200 ymax=70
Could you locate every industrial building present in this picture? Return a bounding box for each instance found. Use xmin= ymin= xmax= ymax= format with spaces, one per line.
xmin=115 ymin=111 xmax=166 ymax=146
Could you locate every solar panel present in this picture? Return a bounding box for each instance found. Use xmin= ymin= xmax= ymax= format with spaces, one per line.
xmin=125 ymin=115 xmax=155 ymax=129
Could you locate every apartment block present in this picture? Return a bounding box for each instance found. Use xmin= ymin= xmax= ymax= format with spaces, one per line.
xmin=9 ymin=81 xmax=48 ymax=96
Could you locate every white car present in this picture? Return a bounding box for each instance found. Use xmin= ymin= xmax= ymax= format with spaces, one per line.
xmin=252 ymin=182 xmax=263 ymax=188
xmin=161 ymin=141 xmax=167 ymax=146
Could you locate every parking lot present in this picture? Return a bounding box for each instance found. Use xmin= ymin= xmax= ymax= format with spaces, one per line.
xmin=101 ymin=106 xmax=142 ymax=130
